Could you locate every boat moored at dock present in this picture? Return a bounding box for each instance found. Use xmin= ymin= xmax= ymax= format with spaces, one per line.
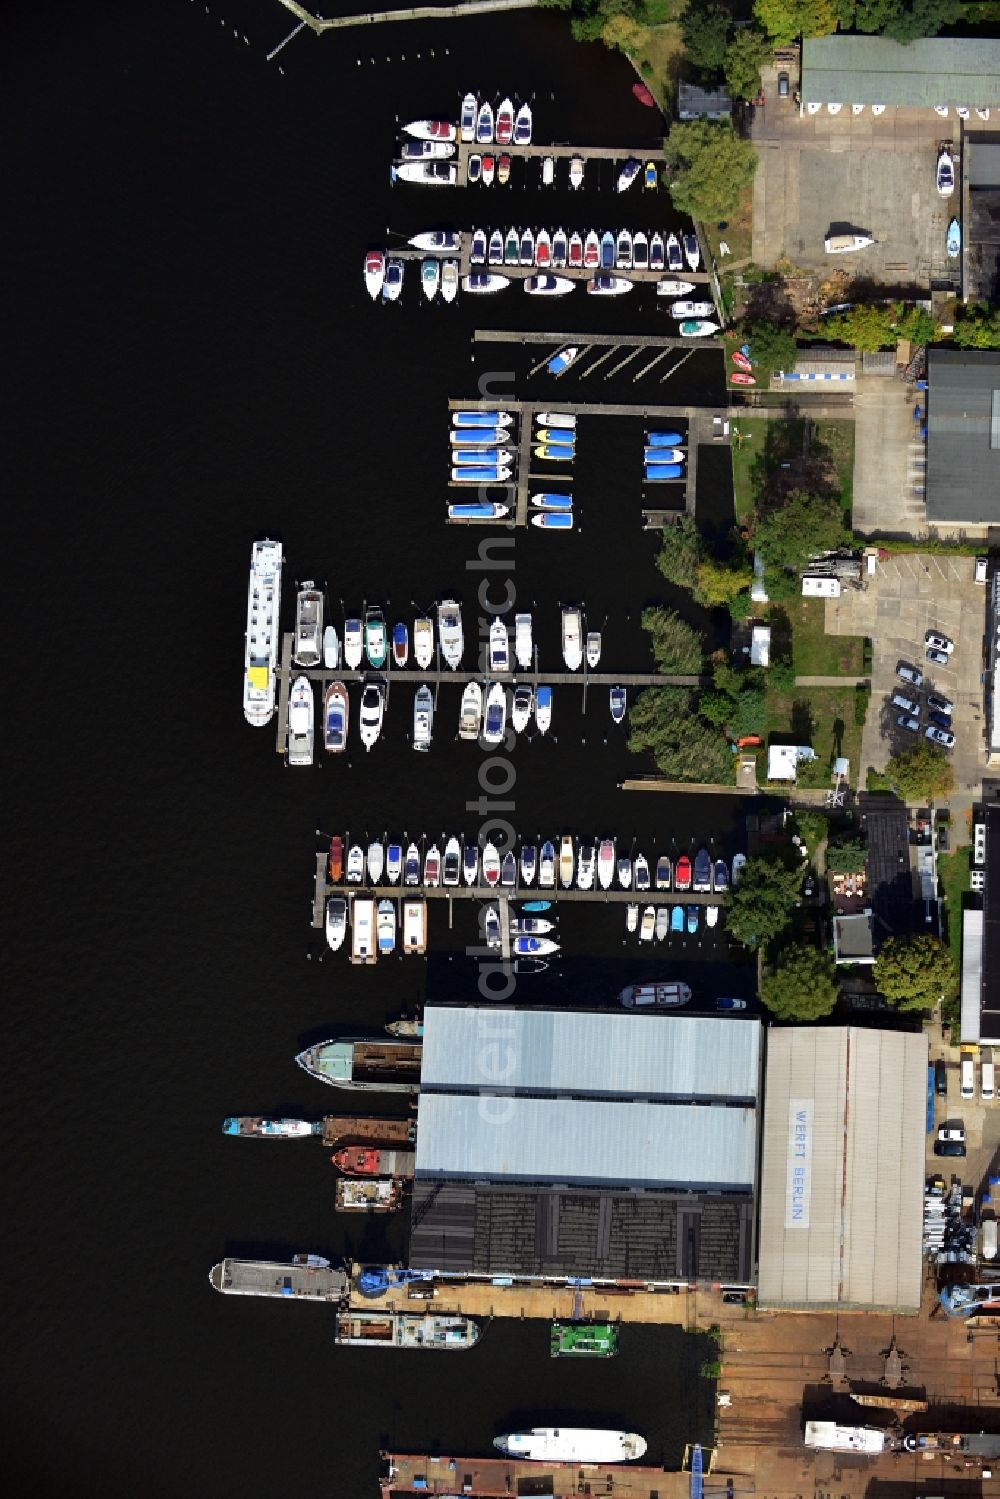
xmin=295 ymin=1037 xmax=422 ymax=1093
xmin=209 ymin=1255 xmax=347 ymax=1302
xmin=336 ymin=1178 xmax=402 ymax=1213
xmin=223 ymin=1117 xmax=318 ymax=1139
xmin=331 ymin=1145 xmax=415 ymax=1179
xmin=336 ymin=1310 xmax=481 ymax=1348
xmin=243 ymin=539 xmax=283 ymax=727
xmin=293 ymin=582 xmax=323 ymax=667
xmin=494 ymin=1429 xmax=647 ymax=1463
xmin=287 ymin=677 xmax=314 ymax=766
xmin=550 ymin=1321 xmax=619 ymax=1357
xmin=619 ymin=981 xmax=693 ymax=1008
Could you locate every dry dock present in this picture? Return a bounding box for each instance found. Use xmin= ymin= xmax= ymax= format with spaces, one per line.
xmin=381 ymin=1452 xmax=692 ymax=1499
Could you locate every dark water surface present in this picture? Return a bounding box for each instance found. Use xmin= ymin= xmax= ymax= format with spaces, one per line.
xmin=6 ymin=3 xmax=740 ymax=1492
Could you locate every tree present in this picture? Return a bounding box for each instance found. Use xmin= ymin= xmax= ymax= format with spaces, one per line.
xmin=882 ymin=0 xmax=961 ymax=44
xmin=724 ymin=28 xmax=771 ymax=103
xmin=791 ymin=809 xmax=828 ymax=854
xmin=824 ymin=304 xmax=899 ymax=354
xmin=628 ymin=687 xmax=734 ymax=783
xmin=753 ymin=0 xmax=837 ymax=47
xmin=656 ymin=513 xmax=704 ymax=591
xmin=695 ymin=554 xmax=752 ymax=607
xmin=755 ymin=489 xmax=847 ymax=575
xmin=884 ymin=741 xmax=954 ymax=802
xmin=699 ymin=663 xmax=768 ymax=738
xmin=826 ymin=838 xmax=866 ymax=873
xmin=665 ymin=120 xmax=757 ymax=223
xmin=682 ymin=1 xmax=732 ymax=78
xmin=874 ymin=934 xmax=957 ymax=1009
xmin=745 ymin=320 xmax=798 ymax=375
xmin=724 ymin=856 xmax=803 ymax=948
xmin=953 ymin=303 xmax=1000 ymax=351
xmin=641 ymin=606 xmax=705 ymax=674
xmin=761 ymin=948 xmax=839 ymax=1020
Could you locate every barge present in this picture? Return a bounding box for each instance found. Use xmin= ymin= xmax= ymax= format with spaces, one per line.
xmin=295 ymin=1037 xmax=422 ymax=1093
xmin=336 ymin=1178 xmax=403 ymax=1213
xmin=336 ymin=1311 xmax=481 ymax=1348
xmin=550 ymin=1320 xmax=619 ymax=1357
xmin=208 ymin=1254 xmax=347 ymax=1302
xmin=322 ymin=1115 xmax=417 ymax=1149
xmin=380 ymin=1452 xmax=675 ymax=1499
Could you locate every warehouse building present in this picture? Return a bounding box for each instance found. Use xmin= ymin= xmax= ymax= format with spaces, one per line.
xmin=757 ymin=1027 xmax=927 ymax=1314
xmin=925 ymin=350 xmax=1000 ymax=526
xmin=801 ymin=37 xmax=1000 ymax=110
xmin=409 ymin=1006 xmax=761 ymax=1286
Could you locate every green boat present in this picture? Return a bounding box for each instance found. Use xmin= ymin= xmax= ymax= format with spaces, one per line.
xmin=550 ymin=1321 xmax=619 ymax=1358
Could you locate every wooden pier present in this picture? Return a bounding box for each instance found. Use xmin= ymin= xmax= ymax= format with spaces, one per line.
xmin=381 ymin=1451 xmax=692 ymax=1499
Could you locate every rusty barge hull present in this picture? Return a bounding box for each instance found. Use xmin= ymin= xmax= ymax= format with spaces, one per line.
xmin=321 ymin=1115 xmax=417 ymax=1149
xmin=380 ymin=1452 xmax=685 ymax=1499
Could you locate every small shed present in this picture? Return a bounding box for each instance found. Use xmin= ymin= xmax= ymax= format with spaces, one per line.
xmin=750 ymin=624 xmax=771 ymax=667
xmin=677 ymin=82 xmax=732 ymax=120
xmin=767 ymin=744 xmax=815 ymax=782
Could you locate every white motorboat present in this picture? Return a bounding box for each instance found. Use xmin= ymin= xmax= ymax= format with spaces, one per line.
xmin=377 ymin=899 xmax=396 ymax=955
xmin=597 ymin=838 xmax=615 ymax=890
xmin=287 ymin=677 xmax=314 ymax=767
xmin=639 ymin=905 xmax=656 ymax=942
xmin=325 ymin=896 xmax=347 ymax=952
xmin=559 ymin=835 xmax=575 ymax=889
xmin=358 ymin=682 xmax=385 ymax=752
xmin=364 ymin=249 xmax=385 ymax=301
xmin=525 ymin=273 xmax=574 ymax=297
xmin=536 ymin=411 xmax=575 ymax=429
xmin=421 ymin=258 xmax=440 ymax=301
xmin=542 ymin=156 xmax=555 ymax=186
xmin=511 ymin=917 xmax=553 ymax=935
xmin=413 ymin=685 xmax=433 ymax=752
xmin=437 ymin=600 xmax=464 ymax=670
xmin=513 ymin=102 xmax=532 ymax=145
xmin=386 ymin=845 xmax=402 ymax=884
xmin=551 ymin=227 xmax=567 ymax=266
xmin=463 ymin=844 xmax=479 ymax=885
xmin=343 ymin=618 xmax=363 ymax=671
xmin=461 ymin=273 xmax=511 ymax=295
xmin=585 ymin=631 xmax=601 ymax=668
xmin=520 ymin=844 xmax=537 ymax=884
xmin=654 ymin=908 xmax=669 ymax=941
xmin=459 ymin=681 xmax=483 ymax=740
xmin=350 ymin=897 xmax=376 ymax=963
xmin=656 ymin=278 xmax=695 ymax=297
xmin=678 ymin=319 xmax=719 ymax=336
xmin=476 ymin=101 xmax=494 ymax=144
xmin=323 ymin=625 xmax=339 ymax=669
xmin=441 ymin=259 xmax=459 ymax=303
xmin=706 ymin=904 xmax=719 ymax=928
xmin=682 ymin=232 xmax=700 ymax=271
xmin=513 ymin=935 xmax=559 ymax=957
xmin=587 ymin=274 xmax=632 ymax=296
xmin=514 ymin=613 xmax=533 ymax=670
xmin=469 ymin=227 xmax=487 ymax=266
xmin=632 ymin=230 xmax=649 ymax=270
xmin=443 ymin=836 xmax=462 ymax=887
xmin=577 ymin=843 xmax=595 ymax=890
xmin=561 ymin=607 xmax=583 ymax=671
xmin=403 ymin=843 xmax=420 ymax=886
xmin=460 ymin=92 xmax=477 ymax=143
xmin=501 ymin=850 xmax=517 ymax=888
xmin=534 ymin=685 xmax=552 ymax=735
xmin=482 ymin=682 xmax=506 ymax=745
xmin=423 ymin=843 xmax=441 ymax=888
xmin=382 ymin=257 xmax=404 ymax=302
xmin=616 ymin=157 xmax=642 ymax=192
xmin=367 ymin=841 xmax=384 ymax=885
xmin=323 ymin=681 xmax=348 ymax=754
xmin=649 ymin=231 xmax=665 ymax=271
xmin=243 ymin=538 xmax=283 ymax=728
xmin=402 ymin=899 xmax=426 ymax=955
xmin=413 ymin=617 xmax=434 ymax=669
xmin=569 ymin=155 xmax=584 ymax=189
xmin=482 ymin=842 xmax=501 ymax=886
xmin=655 ymin=855 xmax=671 ymax=890
xmin=610 ymin=685 xmax=626 ymax=724
xmin=511 ymin=683 xmax=533 ymax=733
xmin=402 ymin=119 xmax=457 ymax=143
xmin=937 ymin=148 xmax=955 ymax=197
xmin=393 ymin=160 xmax=458 ymax=186
xmin=669 ymin=300 xmax=714 ymax=319
xmin=618 ymin=854 xmax=632 ymax=889
xmin=489 ymin=618 xmax=510 ymax=674
xmin=407 ymin=229 xmax=461 ymax=253
xmin=484 ymin=904 xmax=501 ymax=950
xmin=824 ymin=232 xmax=875 ymax=253
xmin=615 ymin=228 xmax=633 ymax=269
xmin=538 ymin=841 xmax=556 ymax=888
xmin=634 ymin=853 xmax=650 ymax=890
xmin=346 ymin=844 xmax=364 ymax=883
xmin=293 ymin=581 xmax=323 ymax=668
xmin=626 ymin=903 xmax=639 ymax=933
xmin=665 ymin=232 xmax=683 ymax=271
xmin=488 ymin=229 xmax=504 ymax=266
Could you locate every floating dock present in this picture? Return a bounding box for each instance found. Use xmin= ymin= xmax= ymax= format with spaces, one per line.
xmin=380 ymin=1451 xmax=693 ymax=1499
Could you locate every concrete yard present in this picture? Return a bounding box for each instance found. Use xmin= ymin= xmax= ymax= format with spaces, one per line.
xmin=752 ymin=71 xmax=961 ymax=286
xmin=853 ymin=375 xmax=929 ymax=537
xmin=825 ymin=554 xmax=990 ymax=788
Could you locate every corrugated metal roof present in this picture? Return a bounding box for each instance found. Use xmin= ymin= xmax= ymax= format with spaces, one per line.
xmin=926 ymin=350 xmax=1000 ymax=523
xmin=801 ymin=37 xmax=1000 ymax=108
xmin=971 ymin=144 xmax=1000 ymax=189
xmin=961 ymin=909 xmax=984 ymax=1043
xmin=420 ymin=1007 xmax=760 ymax=1101
xmin=678 ymin=82 xmax=732 ymax=118
xmin=757 ymin=1028 xmax=926 ymax=1312
xmin=415 ymin=1094 xmax=757 ymax=1191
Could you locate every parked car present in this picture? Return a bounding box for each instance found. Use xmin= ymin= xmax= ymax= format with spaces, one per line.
xmin=892 ymin=692 xmax=919 ymax=714
xmin=925 ymin=630 xmax=955 ymax=655
xmin=935 ymin=1139 xmax=966 ymax=1157
xmin=897 ymin=714 xmax=920 ymax=733
xmin=927 ymin=692 xmax=954 ymax=715
xmin=961 ymin=1047 xmax=976 ymax=1098
xmin=896 ymin=661 xmax=924 ymax=687
xmin=717 ymin=997 xmax=747 ymax=1010
xmin=778 ymin=72 xmax=790 ymax=98
xmin=929 ymin=710 xmax=953 ymax=731
xmin=926 ymin=725 xmax=956 ymax=747
xmin=938 ymin=1123 xmax=966 ymax=1143
xmin=938 ymin=825 xmax=950 ymax=851
xmin=926 ymin=647 xmax=951 ymax=668
xmin=934 ymin=1058 xmax=948 ymax=1096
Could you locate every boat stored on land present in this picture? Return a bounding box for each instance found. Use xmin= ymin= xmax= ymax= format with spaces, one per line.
xmin=335 ymin=1311 xmax=481 ymax=1348
xmin=824 ymin=231 xmax=875 ymax=253
xmin=244 ymin=539 xmax=284 ymax=727
xmin=295 ymin=1037 xmax=422 ymax=1092
xmin=619 ymin=981 xmax=692 ymax=1008
xmin=495 ymin=1429 xmax=646 ymax=1463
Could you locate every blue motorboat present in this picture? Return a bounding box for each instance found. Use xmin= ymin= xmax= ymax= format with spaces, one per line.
xmin=448 ymin=501 xmax=511 ymax=520
xmin=531 ymin=493 xmax=573 ymax=511
xmin=647 ymin=431 xmax=683 ymax=447
xmin=713 ymin=858 xmax=729 ymax=892
xmin=521 ymin=899 xmax=552 ymax=912
xmin=535 ymin=445 xmax=575 ymax=462
xmin=453 ymin=410 xmax=513 ymax=428
xmin=536 ymin=427 xmax=575 ymax=444
xmin=643 ymin=447 xmax=684 ymax=463
xmin=451 ymin=466 xmax=512 ymax=484
xmin=531 ymin=512 xmax=573 ymax=530
xmin=600 ymin=231 xmax=615 ymax=269
xmin=645 ymin=463 xmax=683 ymax=480
xmin=535 ymin=685 xmax=552 ymax=734
xmin=546 ymin=346 xmax=579 ymax=376
xmin=671 ymin=904 xmax=684 ymax=933
xmin=452 ymin=426 xmax=510 ymax=446
xmin=686 ymin=905 xmax=699 ymax=934
xmin=453 ymin=451 xmax=506 ymax=468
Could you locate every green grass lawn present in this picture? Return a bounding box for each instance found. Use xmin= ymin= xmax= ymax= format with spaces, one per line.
xmin=770 ymin=598 xmax=866 ymax=677
xmin=765 ymin=685 xmax=864 ymax=781
xmin=702 ymin=178 xmax=753 ymax=267
xmin=731 ymin=416 xmax=856 ymax=525
xmin=938 ymin=845 xmax=971 ymax=977
xmin=730 ymin=417 xmax=774 ymax=522
xmin=811 ymin=419 xmax=855 ymax=521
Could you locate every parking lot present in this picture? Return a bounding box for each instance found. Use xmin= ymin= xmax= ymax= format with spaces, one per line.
xmin=825 ymin=553 xmax=990 ymax=789
xmin=929 ymin=1042 xmax=1000 ymax=1210
xmin=751 ymin=67 xmax=961 ymax=285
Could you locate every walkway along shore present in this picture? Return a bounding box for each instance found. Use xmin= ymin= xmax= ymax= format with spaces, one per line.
xmin=276 ymin=0 xmax=539 ymax=33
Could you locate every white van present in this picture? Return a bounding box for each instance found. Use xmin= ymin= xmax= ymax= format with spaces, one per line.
xmin=983 ymin=1050 xmax=995 ymax=1101
xmin=983 ymin=1216 xmax=997 ymax=1261
xmin=961 ymin=1048 xmax=976 ymax=1100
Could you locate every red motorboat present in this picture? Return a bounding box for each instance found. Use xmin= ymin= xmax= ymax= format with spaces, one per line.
xmin=632 ymin=82 xmax=656 ymax=109
xmin=328 ymin=835 xmax=344 ymax=883
xmin=567 ymin=232 xmax=584 ymax=269
xmin=495 ymin=97 xmax=514 ymax=145
xmin=732 ymin=350 xmax=753 ymax=371
xmin=731 ymin=372 xmax=756 ymax=386
xmin=674 ymin=854 xmax=692 ymax=891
